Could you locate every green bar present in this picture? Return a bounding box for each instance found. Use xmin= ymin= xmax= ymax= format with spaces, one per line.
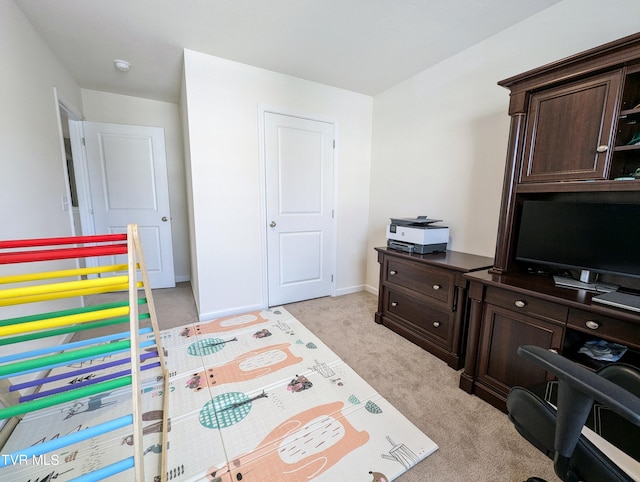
xmin=0 ymin=339 xmax=134 ymax=377
xmin=0 ymin=298 xmax=147 ymax=327
xmin=0 ymin=313 xmax=150 ymax=347
xmin=0 ymin=376 xmax=132 ymax=420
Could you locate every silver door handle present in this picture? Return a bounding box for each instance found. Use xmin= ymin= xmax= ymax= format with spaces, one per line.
xmin=269 ymin=221 xmax=276 ymax=228
xmin=162 ymin=216 xmax=168 ymax=222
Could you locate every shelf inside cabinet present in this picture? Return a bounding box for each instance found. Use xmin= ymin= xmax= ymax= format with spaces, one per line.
xmin=615 ymin=71 xmax=640 ymax=151
xmin=610 ymin=145 xmax=640 ymax=179
xmin=563 ymin=327 xmax=640 ymax=372
xmin=620 ymin=70 xmax=640 ymax=112
xmin=619 ymin=107 xmax=640 ymax=117
xmin=615 ymin=111 xmax=640 ymax=148
xmin=614 ymin=144 xmax=640 ymax=152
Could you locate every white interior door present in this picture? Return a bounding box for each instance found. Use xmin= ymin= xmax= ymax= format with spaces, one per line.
xmin=265 ymin=112 xmax=335 ymax=306
xmin=83 ymin=121 xmax=175 ymax=289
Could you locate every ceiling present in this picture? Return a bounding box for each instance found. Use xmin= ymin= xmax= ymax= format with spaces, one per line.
xmin=15 ymin=0 xmax=562 ymax=103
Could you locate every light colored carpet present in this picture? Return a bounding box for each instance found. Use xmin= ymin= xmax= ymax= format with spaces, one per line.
xmin=85 ymin=283 xmax=560 ymax=481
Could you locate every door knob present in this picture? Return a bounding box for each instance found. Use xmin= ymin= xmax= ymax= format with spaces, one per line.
xmin=162 ymin=216 xmax=168 ymax=222
xmin=269 ymin=221 xmax=276 ymax=228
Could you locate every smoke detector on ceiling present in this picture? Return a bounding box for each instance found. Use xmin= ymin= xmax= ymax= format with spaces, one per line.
xmin=113 ymin=59 xmax=131 ymax=72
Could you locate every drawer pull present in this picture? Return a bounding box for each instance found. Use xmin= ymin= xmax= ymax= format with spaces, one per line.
xmin=432 ymin=284 xmax=441 ymax=291
xmin=391 ymin=302 xmax=398 ymax=307
xmin=585 ymin=320 xmax=600 ymax=330
xmin=389 ymin=270 xmax=397 ymax=275
xmin=433 ymin=321 xmax=440 ymax=328
xmin=514 ymin=300 xmax=527 ymax=308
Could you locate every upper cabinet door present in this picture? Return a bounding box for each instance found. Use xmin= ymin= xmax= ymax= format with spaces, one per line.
xmin=520 ymin=70 xmax=623 ymax=183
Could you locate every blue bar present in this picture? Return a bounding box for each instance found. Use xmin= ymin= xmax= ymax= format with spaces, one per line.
xmin=0 ymin=415 xmax=133 ymax=468
xmin=69 ymin=457 xmax=135 ymax=481
xmin=0 ymin=328 xmax=152 ymax=363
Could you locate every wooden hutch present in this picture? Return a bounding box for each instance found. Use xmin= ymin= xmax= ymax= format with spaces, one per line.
xmin=459 ymin=33 xmax=640 ymax=412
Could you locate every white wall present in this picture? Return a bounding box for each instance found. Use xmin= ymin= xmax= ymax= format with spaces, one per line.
xmin=0 ymin=0 xmax=86 ymax=414
xmin=80 ymin=89 xmax=190 ymax=282
xmin=0 ymin=0 xmax=83 ymax=315
xmin=365 ymin=0 xmax=640 ymax=292
xmin=182 ymin=50 xmax=373 ymax=318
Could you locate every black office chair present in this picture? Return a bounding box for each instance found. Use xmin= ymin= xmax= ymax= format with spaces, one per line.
xmin=506 ymin=345 xmax=640 ymax=482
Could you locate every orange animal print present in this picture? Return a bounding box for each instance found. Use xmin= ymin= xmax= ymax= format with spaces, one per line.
xmin=180 ymin=311 xmax=268 ymax=337
xmin=206 ymin=401 xmax=369 ymax=481
xmin=369 ymin=470 xmax=389 ymax=482
xmin=186 ymin=344 xmax=303 ymax=391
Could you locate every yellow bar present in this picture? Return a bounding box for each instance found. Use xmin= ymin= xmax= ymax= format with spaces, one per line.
xmin=0 ymin=306 xmax=130 ymax=337
xmin=0 ymin=282 xmax=143 ymax=307
xmin=0 ymin=264 xmax=131 ymax=285
xmin=0 ymin=276 xmax=129 ymax=300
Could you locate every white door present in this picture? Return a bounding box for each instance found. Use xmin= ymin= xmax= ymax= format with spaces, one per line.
xmin=264 ymin=113 xmax=335 ymax=306
xmin=83 ymin=121 xmax=175 ymax=289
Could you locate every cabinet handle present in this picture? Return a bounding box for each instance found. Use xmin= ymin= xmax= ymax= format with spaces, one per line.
xmin=389 ymin=270 xmax=397 ymax=275
xmin=514 ymin=300 xmax=527 ymax=308
xmin=391 ymin=302 xmax=398 ymax=307
xmin=432 ymin=284 xmax=441 ymax=291
xmin=433 ymin=321 xmax=440 ymax=328
xmin=585 ymin=320 xmax=600 ymax=330
xmin=596 ymin=145 xmax=608 ymax=153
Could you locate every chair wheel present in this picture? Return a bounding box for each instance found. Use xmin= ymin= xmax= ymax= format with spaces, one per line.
xmin=526 ymin=478 xmax=547 ymax=482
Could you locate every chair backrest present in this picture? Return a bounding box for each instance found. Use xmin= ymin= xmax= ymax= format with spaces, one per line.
xmin=511 ymin=345 xmax=640 ymax=482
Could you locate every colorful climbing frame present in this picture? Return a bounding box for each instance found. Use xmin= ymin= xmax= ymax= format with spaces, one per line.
xmin=0 ymin=226 xmax=168 ymax=481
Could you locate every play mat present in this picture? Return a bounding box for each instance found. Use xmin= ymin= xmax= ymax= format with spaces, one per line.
xmin=1 ymin=307 xmax=438 ymax=481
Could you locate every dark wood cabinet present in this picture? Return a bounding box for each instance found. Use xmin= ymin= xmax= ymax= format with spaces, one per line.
xmin=375 ymin=248 xmax=493 ymax=369
xmin=477 ymin=304 xmax=562 ymax=389
xmin=469 ymin=282 xmax=566 ymax=409
xmin=520 ymin=71 xmax=622 ymax=183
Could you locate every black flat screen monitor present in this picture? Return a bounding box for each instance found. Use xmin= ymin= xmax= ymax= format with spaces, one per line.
xmin=515 ymin=200 xmax=640 ymax=279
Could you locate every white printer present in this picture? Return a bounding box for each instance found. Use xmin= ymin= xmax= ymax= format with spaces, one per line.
xmin=386 ymin=216 xmax=449 ymax=254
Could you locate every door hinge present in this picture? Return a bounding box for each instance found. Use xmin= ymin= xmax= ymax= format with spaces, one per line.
xmin=331 ymin=274 xmax=334 ymax=282
xmin=81 ymin=137 xmax=86 ymax=146
xmin=333 ymin=139 xmax=335 ymax=149
xmin=332 ymin=209 xmax=335 ymax=218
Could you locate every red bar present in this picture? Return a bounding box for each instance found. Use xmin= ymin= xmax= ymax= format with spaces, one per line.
xmin=0 ymin=244 xmax=128 ymax=264
xmin=0 ymin=233 xmax=127 ymax=250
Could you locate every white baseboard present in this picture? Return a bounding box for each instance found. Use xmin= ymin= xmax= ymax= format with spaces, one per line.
xmin=197 ymin=287 xmax=379 ymax=321
xmin=364 ymin=284 xmax=379 ymax=296
xmin=334 ymin=285 xmax=365 ymax=297
xmin=198 ymin=302 xmax=266 ymax=322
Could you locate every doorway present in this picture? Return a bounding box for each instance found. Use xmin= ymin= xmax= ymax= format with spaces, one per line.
xmin=65 ymin=120 xmax=176 ymax=289
xmin=263 ymin=111 xmax=336 ymax=306
xmin=57 ymin=102 xmax=83 ymax=239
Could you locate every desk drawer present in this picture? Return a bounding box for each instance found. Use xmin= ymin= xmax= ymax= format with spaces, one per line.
xmin=385 ymin=289 xmax=453 ymax=346
xmin=568 ymin=309 xmax=640 ymax=349
xmin=384 ymin=257 xmax=454 ymax=306
xmin=485 ymin=286 xmax=567 ymax=323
